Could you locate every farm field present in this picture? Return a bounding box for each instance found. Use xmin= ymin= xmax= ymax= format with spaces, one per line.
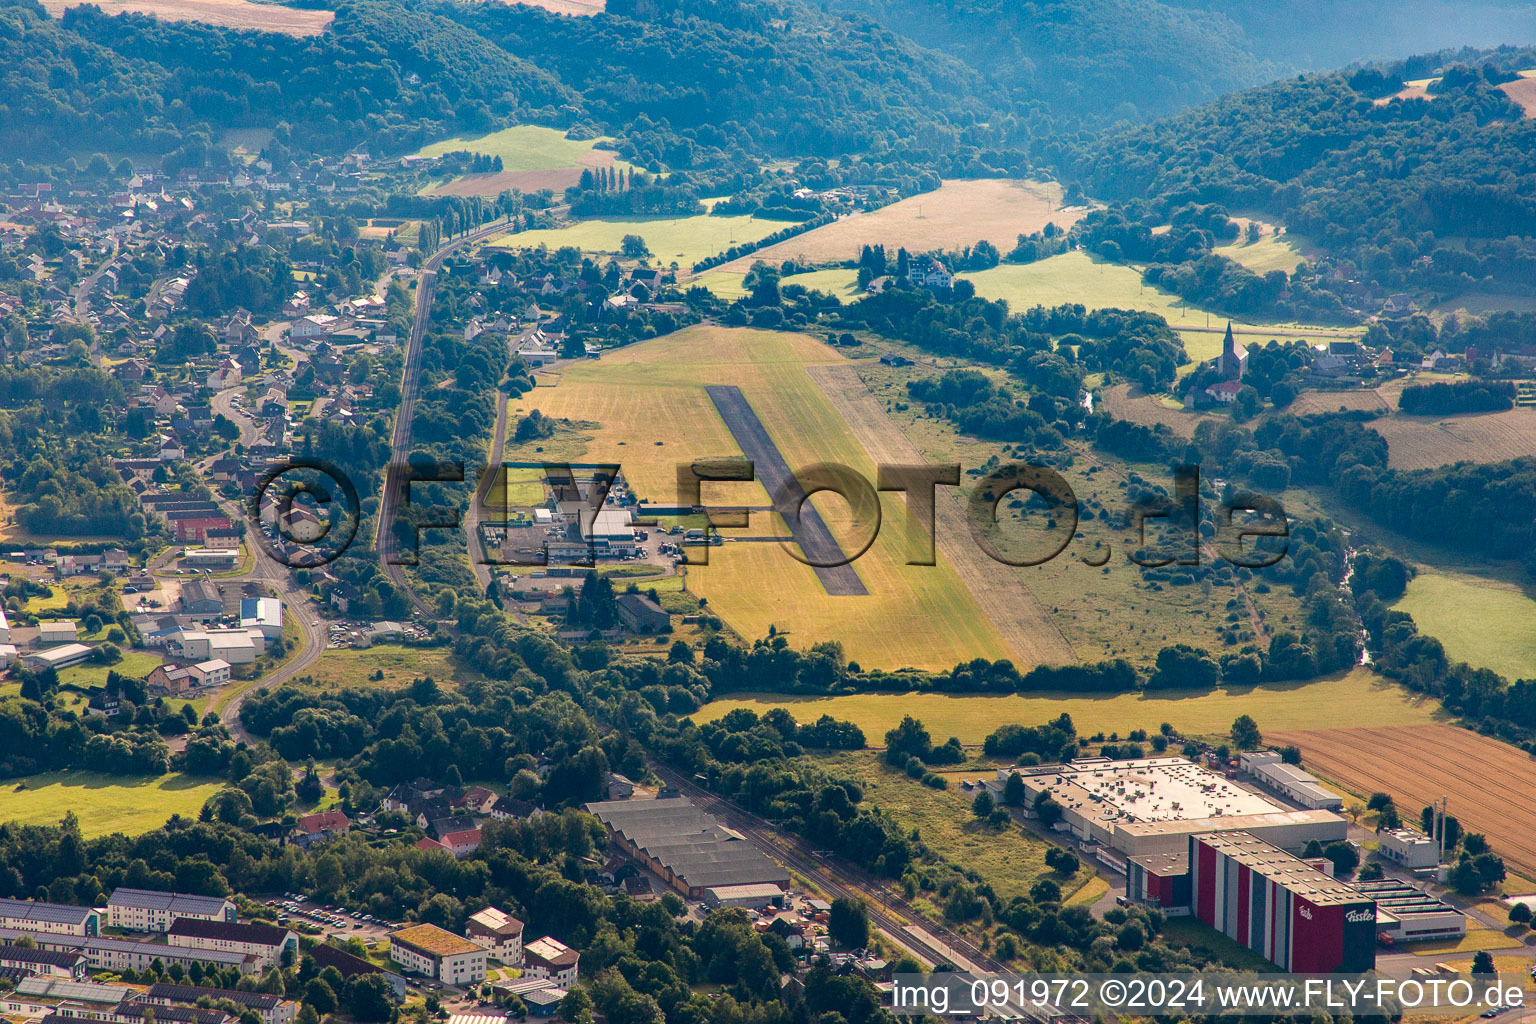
xmin=1394 ymin=571 xmax=1536 ymax=681
xmin=1503 ymin=70 xmax=1536 ymax=118
xmin=1268 ymin=723 xmax=1536 ymax=878
xmin=1 ymin=771 xmax=225 ymax=837
xmin=490 ymin=212 xmax=785 ymax=269
xmin=37 ymin=0 xmax=333 ymax=33
xmin=812 ymin=749 xmax=1101 ymax=904
xmin=521 ymin=324 xmax=1024 ymax=670
xmin=497 ymin=0 xmax=603 ymax=14
xmin=417 ymin=126 xmax=627 ymax=196
xmin=706 ymin=179 xmax=1085 ymax=276
xmin=1369 ymin=405 xmax=1536 ymax=471
xmin=296 ymin=645 xmax=484 ymax=690
xmin=693 ymin=668 xmax=1442 ymax=745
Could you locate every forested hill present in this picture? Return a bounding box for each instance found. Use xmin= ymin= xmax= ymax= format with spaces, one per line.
xmin=2 ymin=0 xmax=1015 ymax=166
xmin=821 ymin=0 xmax=1276 ymax=124
xmin=1052 ymin=45 xmax=1536 ymax=295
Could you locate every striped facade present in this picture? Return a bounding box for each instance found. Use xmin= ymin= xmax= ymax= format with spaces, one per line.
xmin=1189 ymin=832 xmax=1376 ymax=973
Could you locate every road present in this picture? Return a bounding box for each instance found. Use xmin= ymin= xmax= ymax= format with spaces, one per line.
xmin=650 ymin=764 xmax=1003 ymax=974
xmin=463 ymin=387 xmax=509 ymax=592
xmin=375 ymin=217 xmax=524 ymax=618
xmin=212 ymin=386 xmax=259 ymax=446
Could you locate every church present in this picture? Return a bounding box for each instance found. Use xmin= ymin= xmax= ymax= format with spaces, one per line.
xmin=1217 ymin=322 xmax=1247 ymax=380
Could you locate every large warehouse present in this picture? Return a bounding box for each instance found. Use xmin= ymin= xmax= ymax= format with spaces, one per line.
xmin=585 ymin=798 xmax=790 ymax=899
xmin=1239 ymin=750 xmax=1345 ymax=811
xmin=998 ymin=757 xmax=1348 ymax=863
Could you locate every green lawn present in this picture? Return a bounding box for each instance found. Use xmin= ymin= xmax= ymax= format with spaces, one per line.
xmin=1394 ymin=570 xmax=1536 ymax=681
xmin=961 ymin=251 xmax=1221 ymax=327
xmin=692 ymin=669 xmax=1443 ymax=745
xmin=1 ymin=771 xmax=225 ymax=837
xmin=296 ymin=646 xmax=484 ymax=690
xmin=490 ymin=212 xmax=787 ymax=269
xmin=412 ymin=125 xmax=613 ymax=172
xmin=694 ymin=266 xmax=863 ymax=301
xmin=59 ymin=650 xmax=164 ymax=688
xmin=1215 ymin=233 xmax=1309 ymax=275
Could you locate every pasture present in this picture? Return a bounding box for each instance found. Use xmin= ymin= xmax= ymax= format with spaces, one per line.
xmin=1268 ymin=724 xmax=1536 ymax=878
xmin=812 ymin=749 xmax=1101 ymax=904
xmin=1 ymin=771 xmax=225 ymax=837
xmin=417 ymin=126 xmax=627 ymax=197
xmin=694 ymin=266 xmax=863 ymax=301
xmin=1394 ymin=571 xmax=1536 ymax=681
xmin=490 ymin=212 xmax=785 ymax=269
xmin=1215 ymin=232 xmax=1308 ymax=275
xmin=521 ymin=324 xmax=1022 ymax=670
xmin=693 ymin=668 xmax=1442 ymax=745
xmin=707 ymin=179 xmax=1085 ymax=276
xmin=37 ymin=0 xmax=333 ymax=33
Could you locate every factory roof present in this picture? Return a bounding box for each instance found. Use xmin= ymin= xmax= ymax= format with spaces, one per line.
xmin=1195 ymin=832 xmax=1369 ymax=908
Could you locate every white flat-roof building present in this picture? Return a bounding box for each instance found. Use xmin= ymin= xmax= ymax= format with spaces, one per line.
xmin=1239 ymin=750 xmax=1344 ymax=810
xmin=240 ymin=597 xmax=284 ymax=639
xmin=176 ymin=629 xmax=264 ymax=664
xmin=0 ymin=604 xmax=9 ymax=642
xmin=0 ymin=644 xmax=17 ymax=668
xmin=999 ymin=757 xmax=1348 ymax=860
xmin=21 ymin=643 xmax=92 ymax=671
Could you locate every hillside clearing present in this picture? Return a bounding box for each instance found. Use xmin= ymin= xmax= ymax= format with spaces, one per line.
xmin=417 ymin=126 xmax=628 ymax=196
xmin=693 ymin=669 xmax=1442 ymax=744
xmin=490 ymin=212 xmax=785 ymax=269
xmin=1393 ymin=571 xmax=1536 ymax=681
xmin=38 ymin=0 xmax=332 ymax=34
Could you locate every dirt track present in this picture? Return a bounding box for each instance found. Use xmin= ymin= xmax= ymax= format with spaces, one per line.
xmin=1270 ymin=723 xmax=1536 ymax=879
xmin=806 ymin=363 xmax=1076 ymax=667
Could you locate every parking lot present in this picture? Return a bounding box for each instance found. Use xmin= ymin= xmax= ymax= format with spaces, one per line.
xmin=263 ymin=893 xmax=397 ymax=942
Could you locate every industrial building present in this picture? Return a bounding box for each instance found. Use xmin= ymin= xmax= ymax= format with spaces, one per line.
xmin=1190 ymin=832 xmax=1377 ymax=973
xmin=1378 ymin=828 xmax=1442 ymax=870
xmin=998 ymin=757 xmax=1348 ymax=865
xmin=1352 ymin=879 xmax=1467 ymax=943
xmin=0 ymin=898 xmax=100 ymax=936
xmin=1238 ymin=751 xmax=1344 ymax=811
xmin=389 ymin=924 xmax=487 ymax=986
xmin=106 ymin=888 xmax=236 ymax=932
xmin=702 ymin=883 xmax=788 ymax=910
xmin=22 ymin=643 xmax=93 ymax=672
xmin=585 ymin=798 xmax=790 ymax=898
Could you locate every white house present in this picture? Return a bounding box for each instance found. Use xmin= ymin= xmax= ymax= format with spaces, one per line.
xmin=189 ymin=659 xmax=232 ymax=687
xmin=290 ymin=314 xmax=338 ymax=340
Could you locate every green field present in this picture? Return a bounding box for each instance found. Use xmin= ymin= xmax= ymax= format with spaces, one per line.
xmin=694 ymin=266 xmax=864 ymax=301
xmin=693 ymin=669 xmax=1443 ymax=744
xmin=1 ymin=771 xmax=225 ymax=836
xmin=59 ymin=650 xmax=163 ymax=688
xmin=1394 ymin=571 xmax=1536 ymax=681
xmin=413 ymin=125 xmax=611 ymax=172
xmin=491 ymin=212 xmax=787 ymax=269
xmin=813 ymin=749 xmax=1100 ymax=905
xmin=297 ymin=646 xmax=485 ymax=690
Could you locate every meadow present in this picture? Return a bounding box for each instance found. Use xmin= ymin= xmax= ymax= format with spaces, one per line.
xmin=296 ymin=646 xmax=485 ymax=690
xmin=1 ymin=771 xmax=225 ymax=836
xmin=692 ymin=668 xmax=1443 ymax=744
xmin=693 ymin=267 xmax=863 ymax=301
xmin=37 ymin=0 xmax=332 ymax=34
xmin=416 ymin=126 xmax=628 ymax=196
xmin=812 ymin=749 xmax=1102 ymax=905
xmin=1393 ymin=571 xmax=1536 ymax=681
xmin=707 ymin=179 xmax=1084 ymax=275
xmin=490 ymin=212 xmax=785 ymax=269
xmin=59 ymin=650 xmax=164 ymax=688
xmin=520 ymin=325 xmax=1021 ymax=670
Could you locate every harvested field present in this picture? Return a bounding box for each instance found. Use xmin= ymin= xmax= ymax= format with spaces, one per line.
xmin=807 ymin=363 xmax=1074 ymax=666
xmin=38 ymin=0 xmax=333 ymax=33
xmin=1287 ymin=388 xmax=1391 ymax=416
xmin=1502 ymin=71 xmax=1536 ymax=118
xmin=495 ymin=0 xmax=602 ymax=14
xmin=1269 ymin=724 xmax=1536 ymax=877
xmin=1098 ymin=383 xmax=1211 ymax=437
xmin=1370 ymin=406 xmax=1536 ymax=471
xmin=706 ymin=179 xmax=1085 ymax=276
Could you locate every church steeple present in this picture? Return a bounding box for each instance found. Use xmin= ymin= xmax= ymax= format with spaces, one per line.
xmin=1222 ymin=321 xmax=1236 ymax=358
